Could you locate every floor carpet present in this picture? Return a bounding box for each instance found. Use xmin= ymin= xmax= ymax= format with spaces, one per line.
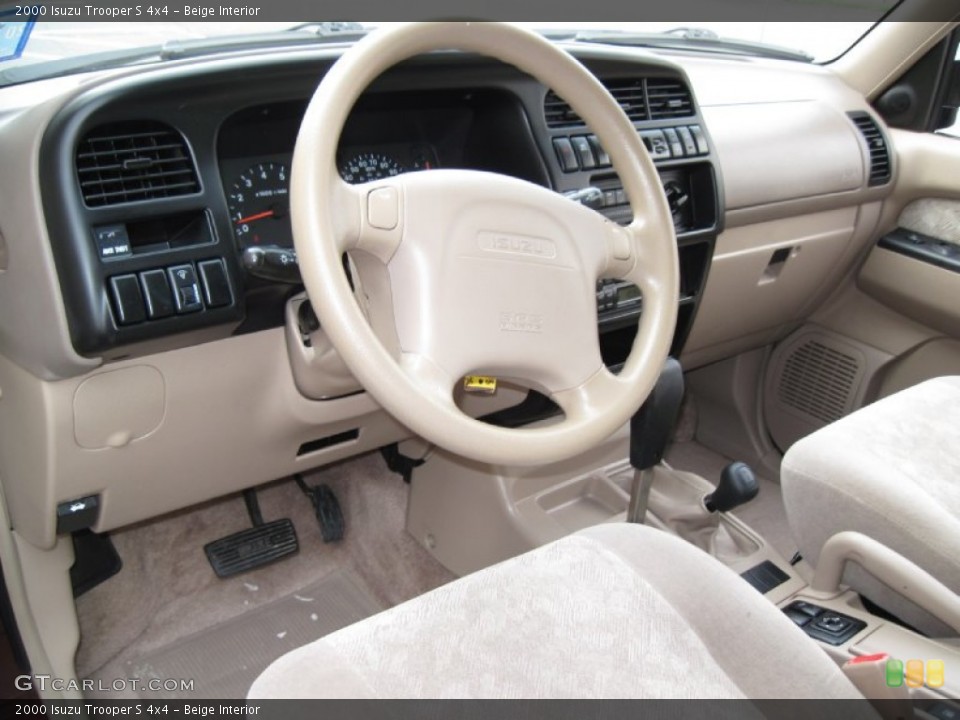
xmin=75 ymin=452 xmax=455 ymax=694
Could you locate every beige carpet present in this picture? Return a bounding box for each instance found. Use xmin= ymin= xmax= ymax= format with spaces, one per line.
xmin=664 ymin=439 xmax=799 ymax=563
xmin=76 ymin=452 xmax=455 ymax=687
xmin=114 ymin=569 xmax=381 ymax=699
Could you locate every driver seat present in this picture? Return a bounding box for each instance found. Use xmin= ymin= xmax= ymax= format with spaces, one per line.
xmin=249 ymin=523 xmax=860 ymax=699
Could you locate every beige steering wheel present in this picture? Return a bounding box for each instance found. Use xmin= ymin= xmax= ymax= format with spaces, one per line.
xmin=291 ymin=22 xmax=678 ymax=467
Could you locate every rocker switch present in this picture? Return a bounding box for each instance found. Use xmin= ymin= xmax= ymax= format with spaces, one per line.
xmin=167 ymin=264 xmax=203 ymax=314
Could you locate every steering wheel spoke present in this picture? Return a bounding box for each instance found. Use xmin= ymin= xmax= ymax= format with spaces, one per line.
xmin=398 ymin=352 xmax=458 ymax=409
xmin=551 ymin=367 xmax=626 ymax=423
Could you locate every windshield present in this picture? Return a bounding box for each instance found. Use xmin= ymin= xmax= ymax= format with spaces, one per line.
xmin=0 ymin=14 xmax=900 ymax=87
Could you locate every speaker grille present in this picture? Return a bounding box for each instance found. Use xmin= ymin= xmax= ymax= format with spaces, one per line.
xmin=778 ymin=340 xmax=860 ymax=424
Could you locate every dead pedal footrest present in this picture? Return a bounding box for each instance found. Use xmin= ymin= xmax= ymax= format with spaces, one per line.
xmin=204 ymin=519 xmax=299 ymax=578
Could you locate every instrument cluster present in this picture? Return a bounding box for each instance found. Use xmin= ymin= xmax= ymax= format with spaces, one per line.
xmin=220 ymin=144 xmax=439 ymax=251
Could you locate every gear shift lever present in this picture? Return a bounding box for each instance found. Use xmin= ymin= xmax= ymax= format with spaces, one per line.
xmin=704 ymin=462 xmax=759 ymax=513
xmin=627 ymin=357 xmax=684 ymax=524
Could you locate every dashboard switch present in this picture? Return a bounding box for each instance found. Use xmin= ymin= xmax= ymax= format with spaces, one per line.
xmin=552 ymin=137 xmax=578 ymax=172
xmin=588 ymin=135 xmax=611 ymax=167
xmin=640 ymin=130 xmax=672 ymax=160
xmin=198 ymin=259 xmax=233 ymax=308
xmin=139 ymin=269 xmax=175 ymax=319
xmin=367 ymin=186 xmax=399 ymax=230
xmin=167 ymin=264 xmax=203 ymax=314
xmin=570 ymin=136 xmax=596 ymax=170
xmin=689 ymin=125 xmax=709 ymax=154
xmin=677 ymin=126 xmax=699 ymax=156
xmin=662 ymin=128 xmax=685 ymax=157
xmin=109 ymin=274 xmax=147 ymax=325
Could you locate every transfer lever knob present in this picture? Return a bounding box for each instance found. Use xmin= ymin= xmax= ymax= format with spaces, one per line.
xmin=704 ymin=462 xmax=759 ymax=513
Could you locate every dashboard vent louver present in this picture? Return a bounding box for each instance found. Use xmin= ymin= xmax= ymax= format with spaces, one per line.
xmin=646 ymin=78 xmax=694 ymax=119
xmin=76 ymin=121 xmax=200 ymax=207
xmin=544 ymin=77 xmax=692 ymax=128
xmin=605 ymin=79 xmax=649 ymax=122
xmin=544 ymin=90 xmax=583 ymax=128
xmin=848 ymin=112 xmax=891 ymax=186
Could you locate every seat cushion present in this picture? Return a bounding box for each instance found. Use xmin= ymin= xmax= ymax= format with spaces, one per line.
xmin=249 ymin=523 xmax=859 ymax=699
xmin=782 ymin=376 xmax=960 ymax=636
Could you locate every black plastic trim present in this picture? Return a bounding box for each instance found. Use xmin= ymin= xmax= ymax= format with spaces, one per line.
xmin=297 ymin=429 xmax=360 ymax=456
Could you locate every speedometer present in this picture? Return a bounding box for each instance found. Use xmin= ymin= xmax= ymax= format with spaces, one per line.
xmin=226 ymin=162 xmax=292 ymax=249
xmin=339 ymin=153 xmax=404 ymax=184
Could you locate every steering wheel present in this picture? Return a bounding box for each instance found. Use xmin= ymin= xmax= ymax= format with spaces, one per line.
xmin=291 ymin=22 xmax=678 ymax=467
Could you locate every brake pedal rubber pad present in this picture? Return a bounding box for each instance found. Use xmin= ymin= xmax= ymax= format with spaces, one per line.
xmin=204 ymin=519 xmax=299 ymax=578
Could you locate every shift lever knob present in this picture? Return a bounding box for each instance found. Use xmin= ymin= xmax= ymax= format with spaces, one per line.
xmin=704 ymin=462 xmax=759 ymax=513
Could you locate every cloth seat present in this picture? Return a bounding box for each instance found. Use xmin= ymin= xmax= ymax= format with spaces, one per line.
xmin=249 ymin=523 xmax=859 ymax=699
xmin=782 ymin=376 xmax=960 ymax=637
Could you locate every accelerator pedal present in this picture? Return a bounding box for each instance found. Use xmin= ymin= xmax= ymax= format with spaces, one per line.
xmin=294 ymin=474 xmax=345 ymax=543
xmin=204 ymin=489 xmax=299 ymax=578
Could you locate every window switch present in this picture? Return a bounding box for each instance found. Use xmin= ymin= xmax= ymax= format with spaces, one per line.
xmin=167 ymin=264 xmax=203 ymax=314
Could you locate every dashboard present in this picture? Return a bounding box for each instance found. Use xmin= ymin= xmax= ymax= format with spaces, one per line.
xmin=35 ymin=53 xmax=721 ymax=370
xmin=0 ymin=35 xmax=899 ymax=547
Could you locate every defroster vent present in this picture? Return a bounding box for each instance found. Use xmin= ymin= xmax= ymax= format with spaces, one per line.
xmin=848 ymin=112 xmax=891 ymax=186
xmin=76 ymin=120 xmax=200 ymax=207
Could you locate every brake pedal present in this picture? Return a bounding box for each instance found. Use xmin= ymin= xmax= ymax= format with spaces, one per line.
xmin=204 ymin=489 xmax=299 ymax=578
xmin=294 ymin=474 xmax=345 ymax=543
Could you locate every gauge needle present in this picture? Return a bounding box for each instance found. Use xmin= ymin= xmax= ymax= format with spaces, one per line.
xmin=235 ymin=210 xmax=274 ymax=225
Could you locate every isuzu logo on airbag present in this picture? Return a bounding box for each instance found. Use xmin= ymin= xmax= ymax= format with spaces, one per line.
xmin=478 ymin=231 xmax=557 ymax=259
xmin=499 ymin=312 xmax=544 ymax=333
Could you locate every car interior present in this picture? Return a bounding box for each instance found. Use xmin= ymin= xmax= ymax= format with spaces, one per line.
xmin=1 ymin=4 xmax=960 ymax=709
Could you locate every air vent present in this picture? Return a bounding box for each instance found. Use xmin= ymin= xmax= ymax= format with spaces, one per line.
xmin=76 ymin=121 xmax=200 ymax=207
xmin=544 ymin=77 xmax=692 ymax=128
xmin=848 ymin=112 xmax=891 ymax=186
xmin=606 ymin=79 xmax=649 ymax=122
xmin=778 ymin=340 xmax=860 ymax=424
xmin=544 ymin=90 xmax=582 ymax=129
xmin=646 ymin=78 xmax=694 ymax=119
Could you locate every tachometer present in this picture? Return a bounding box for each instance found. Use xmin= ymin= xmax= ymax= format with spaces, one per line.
xmin=339 ymin=152 xmax=404 ymax=184
xmin=226 ymin=162 xmax=292 ymax=249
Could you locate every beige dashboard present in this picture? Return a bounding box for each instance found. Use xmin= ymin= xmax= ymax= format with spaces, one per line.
xmin=0 ymin=42 xmax=894 ymax=548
